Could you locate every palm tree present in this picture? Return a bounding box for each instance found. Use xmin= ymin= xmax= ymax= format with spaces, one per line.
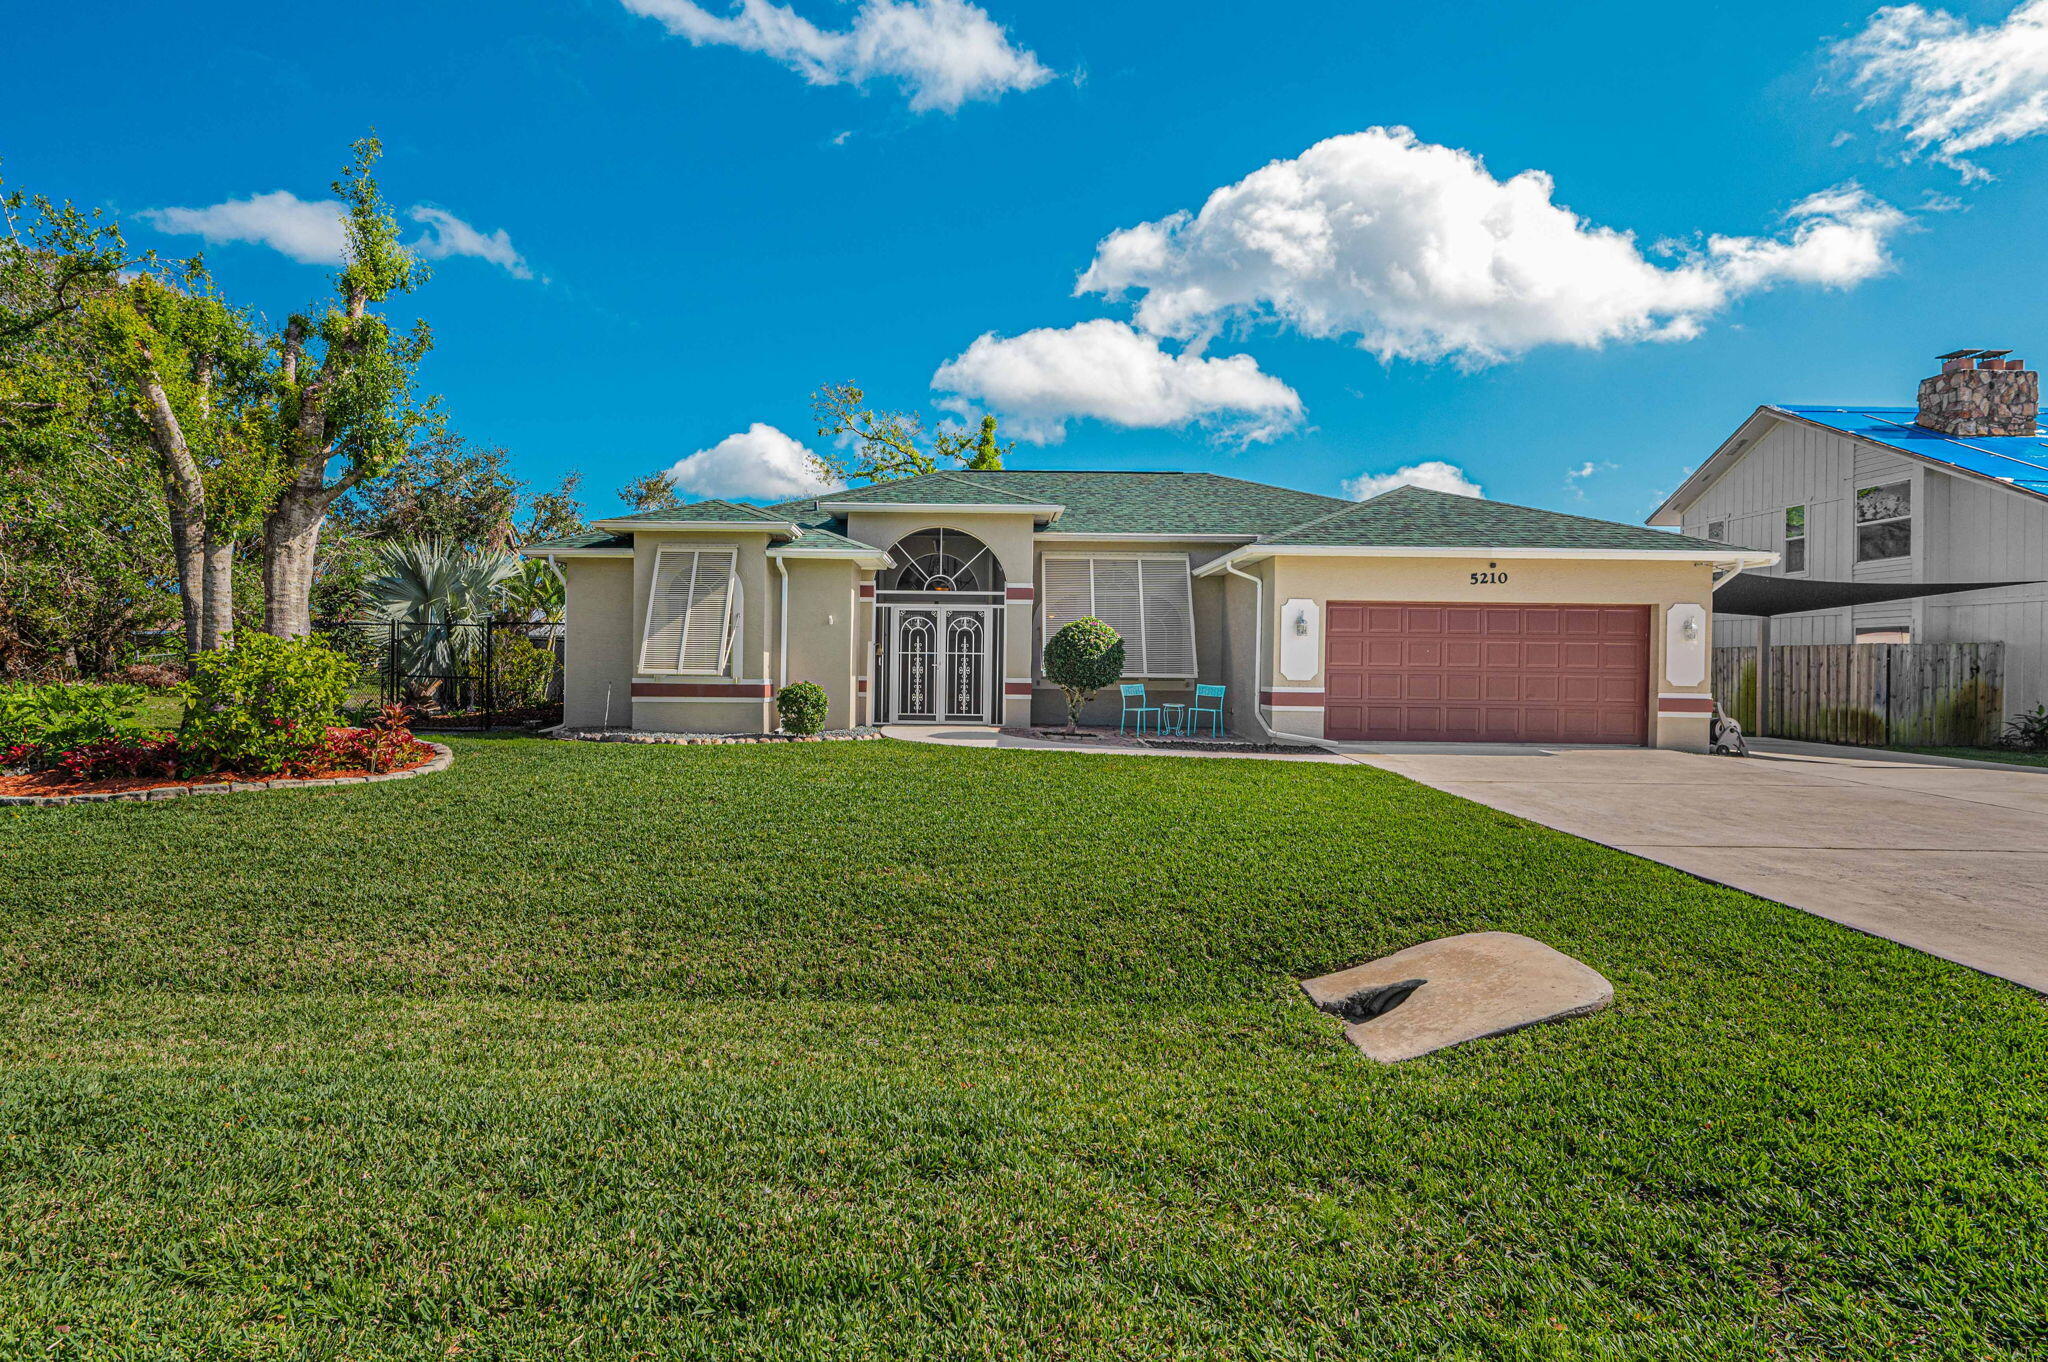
xmin=358 ymin=540 xmax=518 ymax=708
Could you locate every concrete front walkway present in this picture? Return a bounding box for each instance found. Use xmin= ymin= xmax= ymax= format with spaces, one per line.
xmin=1331 ymin=739 xmax=2048 ymax=994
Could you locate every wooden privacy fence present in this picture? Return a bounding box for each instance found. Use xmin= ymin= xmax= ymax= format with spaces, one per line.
xmin=1711 ymin=643 xmax=2004 ymax=747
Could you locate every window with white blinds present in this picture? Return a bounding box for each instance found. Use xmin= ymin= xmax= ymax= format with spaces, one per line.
xmin=1041 ymin=554 xmax=1196 ymax=678
xmin=638 ymin=546 xmax=739 ymax=674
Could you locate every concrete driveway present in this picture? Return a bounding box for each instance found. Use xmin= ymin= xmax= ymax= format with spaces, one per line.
xmin=1330 ymin=739 xmax=2048 ymax=994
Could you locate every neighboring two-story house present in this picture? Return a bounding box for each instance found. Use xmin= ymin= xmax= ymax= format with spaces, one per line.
xmin=1650 ymin=350 xmax=2048 ymax=719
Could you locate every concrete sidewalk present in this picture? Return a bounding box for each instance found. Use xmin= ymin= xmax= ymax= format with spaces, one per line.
xmin=1334 ymin=740 xmax=2048 ymax=993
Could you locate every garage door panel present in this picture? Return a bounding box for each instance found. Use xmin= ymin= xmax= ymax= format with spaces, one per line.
xmin=1323 ymin=601 xmax=1647 ymax=744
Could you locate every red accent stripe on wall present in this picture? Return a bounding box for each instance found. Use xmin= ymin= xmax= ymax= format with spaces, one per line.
xmin=1005 ymin=585 xmax=1035 ymax=601
xmin=1262 ymin=690 xmax=1326 ymax=707
xmin=1004 ymin=681 xmax=1033 ymax=697
xmin=858 ymin=584 xmax=876 ymax=599
xmin=632 ymin=682 xmax=774 ymax=699
xmin=1658 ymin=695 xmax=1715 ymax=714
xmin=856 ymin=678 xmax=869 ymax=692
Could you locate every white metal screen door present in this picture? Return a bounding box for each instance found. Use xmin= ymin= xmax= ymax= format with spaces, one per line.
xmin=888 ymin=607 xmax=990 ymax=722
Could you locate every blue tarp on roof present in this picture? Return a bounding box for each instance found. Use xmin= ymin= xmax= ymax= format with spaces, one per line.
xmin=1776 ymin=405 xmax=2048 ymax=495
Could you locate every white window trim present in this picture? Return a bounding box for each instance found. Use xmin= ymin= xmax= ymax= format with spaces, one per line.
xmin=1040 ymin=551 xmax=1197 ymax=680
xmin=1783 ymin=505 xmax=1807 ymax=576
xmin=638 ymin=545 xmax=741 ymax=676
xmin=1854 ymin=481 xmax=1913 ymax=564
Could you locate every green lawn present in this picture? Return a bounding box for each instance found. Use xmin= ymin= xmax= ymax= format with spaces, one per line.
xmin=4 ymin=737 xmax=2045 ymax=1359
xmin=1892 ymin=745 xmax=2048 ymax=770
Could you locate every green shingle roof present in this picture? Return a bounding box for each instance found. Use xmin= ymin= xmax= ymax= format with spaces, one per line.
xmin=776 ymin=469 xmax=1349 ymax=536
xmin=602 ymin=498 xmax=790 ymax=524
xmin=1264 ymin=486 xmax=1735 ymax=552
xmin=813 ymin=470 xmax=1052 ymax=507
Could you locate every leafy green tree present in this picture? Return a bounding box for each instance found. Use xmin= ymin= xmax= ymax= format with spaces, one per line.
xmin=518 ymin=472 xmax=588 ymax=544
xmin=809 ymin=382 xmax=1011 ymax=484
xmin=1042 ymin=617 xmax=1125 ymax=734
xmin=262 ymin=135 xmax=438 ymax=639
xmin=331 ymin=430 xmax=520 ymax=550
xmin=87 ymin=268 xmax=277 ymax=654
xmin=616 ymin=470 xmax=684 ymax=513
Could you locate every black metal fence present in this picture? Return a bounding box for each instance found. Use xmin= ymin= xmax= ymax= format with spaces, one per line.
xmin=314 ymin=619 xmax=565 ymax=730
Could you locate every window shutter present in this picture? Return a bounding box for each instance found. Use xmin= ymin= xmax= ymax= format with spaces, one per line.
xmin=680 ymin=548 xmax=737 ymax=672
xmin=639 ymin=548 xmax=693 ymax=672
xmin=1042 ymin=557 xmax=1094 ymax=636
xmin=639 ymin=546 xmax=738 ymax=673
xmin=1139 ymin=557 xmax=1196 ymax=677
xmin=1088 ymin=559 xmax=1146 ymax=674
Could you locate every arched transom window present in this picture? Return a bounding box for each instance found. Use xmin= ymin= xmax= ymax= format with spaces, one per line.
xmin=878 ymin=528 xmax=1003 ymax=595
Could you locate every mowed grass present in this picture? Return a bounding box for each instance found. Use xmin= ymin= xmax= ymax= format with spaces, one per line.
xmin=3 ymin=737 xmax=2045 ymax=1360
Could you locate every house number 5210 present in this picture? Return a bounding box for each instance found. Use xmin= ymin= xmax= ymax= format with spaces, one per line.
xmin=1470 ymin=569 xmax=1509 ymax=585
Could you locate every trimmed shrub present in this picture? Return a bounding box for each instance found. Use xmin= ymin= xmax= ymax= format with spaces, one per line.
xmin=0 ymin=682 xmax=152 ymax=765
xmin=1043 ymin=618 xmax=1126 ymax=732
xmin=777 ymin=681 xmax=830 ymax=736
xmin=178 ymin=634 xmax=354 ymax=776
xmin=57 ymin=737 xmax=181 ymax=783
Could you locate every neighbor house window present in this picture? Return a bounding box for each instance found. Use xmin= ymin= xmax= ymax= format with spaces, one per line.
xmin=1705 ymin=519 xmax=1727 ymax=543
xmin=1041 ymin=554 xmax=1196 ymax=678
xmin=639 ymin=545 xmax=739 ymax=673
xmin=1855 ymin=482 xmax=1912 ymax=562
xmin=1783 ymin=505 xmax=1806 ymax=574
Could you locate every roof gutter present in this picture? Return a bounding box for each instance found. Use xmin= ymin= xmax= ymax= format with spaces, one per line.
xmin=1193 ymin=543 xmax=1778 ymax=576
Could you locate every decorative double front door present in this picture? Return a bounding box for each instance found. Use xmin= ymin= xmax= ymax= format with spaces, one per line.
xmin=888 ymin=607 xmax=992 ymax=723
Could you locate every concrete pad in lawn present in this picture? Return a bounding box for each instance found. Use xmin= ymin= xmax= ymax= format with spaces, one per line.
xmin=1301 ymin=931 xmax=1614 ymax=1062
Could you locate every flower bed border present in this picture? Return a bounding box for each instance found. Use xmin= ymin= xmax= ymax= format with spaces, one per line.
xmin=552 ymin=726 xmax=885 ymax=746
xmin=0 ymin=742 xmax=453 ymax=808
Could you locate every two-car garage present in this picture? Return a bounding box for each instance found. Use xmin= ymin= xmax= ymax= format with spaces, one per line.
xmin=1321 ymin=602 xmax=1651 ymax=744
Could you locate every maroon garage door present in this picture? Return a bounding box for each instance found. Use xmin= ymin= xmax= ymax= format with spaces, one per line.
xmin=1323 ymin=602 xmax=1649 ymax=744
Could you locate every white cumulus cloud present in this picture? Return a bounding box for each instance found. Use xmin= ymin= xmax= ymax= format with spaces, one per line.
xmin=144 ymin=192 xmax=534 ymax=277
xmin=1342 ymin=461 xmax=1484 ymax=501
xmin=930 ymin=319 xmax=1304 ymax=446
xmin=662 ymin=423 xmax=844 ymax=500
xmin=1837 ymin=1 xmax=2048 ymax=180
xmin=619 ymin=0 xmax=1052 ymax=113
xmin=1077 ymin=127 xmax=1907 ymax=366
xmin=410 ymin=206 xmax=532 ymax=279
xmin=141 ymin=191 xmax=348 ymax=265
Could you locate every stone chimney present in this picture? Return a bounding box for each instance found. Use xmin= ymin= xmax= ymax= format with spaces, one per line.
xmin=1916 ymin=349 xmax=2038 ymax=436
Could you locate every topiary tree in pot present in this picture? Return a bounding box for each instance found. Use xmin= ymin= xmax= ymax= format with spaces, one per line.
xmin=776 ymin=681 xmax=830 ymax=736
xmin=1042 ymin=618 xmax=1125 ymax=734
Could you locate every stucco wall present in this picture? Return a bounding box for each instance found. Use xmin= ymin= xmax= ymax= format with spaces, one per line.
xmin=562 ymin=557 xmax=634 ymax=728
xmin=628 ymin=529 xmax=776 ymax=733
xmin=776 ymin=556 xmax=861 ymax=729
xmin=1261 ymin=555 xmax=1721 ymax=750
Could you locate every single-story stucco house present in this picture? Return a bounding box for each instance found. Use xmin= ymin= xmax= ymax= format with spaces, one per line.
xmin=522 ymin=469 xmax=1775 ymax=748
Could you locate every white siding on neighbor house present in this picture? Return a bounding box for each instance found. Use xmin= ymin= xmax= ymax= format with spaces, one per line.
xmin=1681 ymin=412 xmax=2048 ymax=716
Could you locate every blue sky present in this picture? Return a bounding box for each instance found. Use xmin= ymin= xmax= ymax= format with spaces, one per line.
xmin=11 ymin=0 xmax=2048 ymax=523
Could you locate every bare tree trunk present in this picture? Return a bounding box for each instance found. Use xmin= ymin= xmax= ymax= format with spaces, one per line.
xmin=199 ymin=534 xmax=235 ymax=651
xmin=140 ymin=375 xmax=210 ymax=658
xmin=261 ymin=483 xmax=336 ymax=639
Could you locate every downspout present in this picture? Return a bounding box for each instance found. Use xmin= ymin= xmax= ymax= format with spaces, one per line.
xmin=774 ymin=556 xmax=790 ymax=692
xmin=1221 ymin=558 xmax=1281 ymax=741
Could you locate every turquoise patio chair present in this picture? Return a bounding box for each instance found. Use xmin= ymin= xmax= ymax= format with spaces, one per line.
xmin=1118 ymin=683 xmax=1161 ymax=736
xmin=1188 ymin=683 xmax=1226 ymax=738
